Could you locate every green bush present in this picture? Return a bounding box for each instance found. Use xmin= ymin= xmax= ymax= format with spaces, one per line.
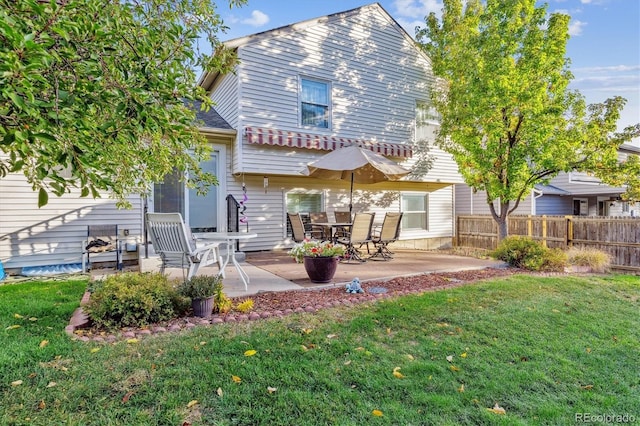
xmin=85 ymin=272 xmax=188 ymax=329
xmin=492 ymin=236 xmax=567 ymax=271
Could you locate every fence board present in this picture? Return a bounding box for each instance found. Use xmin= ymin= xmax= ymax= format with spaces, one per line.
xmin=456 ymin=215 xmax=640 ymax=271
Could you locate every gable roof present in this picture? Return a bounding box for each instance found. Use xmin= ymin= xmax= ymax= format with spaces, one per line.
xmin=198 ymin=2 xmax=427 ymax=92
xmin=188 ymin=100 xmax=233 ymax=130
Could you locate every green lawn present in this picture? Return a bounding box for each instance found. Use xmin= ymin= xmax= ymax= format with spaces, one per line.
xmin=1 ymin=273 xmax=638 ymax=425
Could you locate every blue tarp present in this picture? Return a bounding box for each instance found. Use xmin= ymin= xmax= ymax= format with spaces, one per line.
xmin=21 ymin=263 xmax=83 ymax=277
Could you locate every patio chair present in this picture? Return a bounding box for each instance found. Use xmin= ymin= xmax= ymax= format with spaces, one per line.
xmin=333 ymin=211 xmax=352 ymax=240
xmin=82 ymin=224 xmax=121 ymax=272
xmin=146 ymin=213 xmax=223 ymax=281
xmin=309 ymin=212 xmax=330 ymax=240
xmin=369 ymin=212 xmax=403 ymax=260
xmin=336 ymin=212 xmax=375 ymax=262
xmin=287 ymin=212 xmax=309 ymax=242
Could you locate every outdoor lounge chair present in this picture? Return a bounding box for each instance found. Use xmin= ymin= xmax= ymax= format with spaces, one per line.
xmin=369 ymin=212 xmax=403 ymax=260
xmin=287 ymin=212 xmax=309 ymax=242
xmin=333 ymin=211 xmax=352 ymax=240
xmin=336 ymin=212 xmax=375 ymax=262
xmin=146 ymin=213 xmax=223 ymax=280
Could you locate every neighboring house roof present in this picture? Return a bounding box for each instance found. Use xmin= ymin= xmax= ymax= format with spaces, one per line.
xmin=619 ymin=143 xmax=640 ymax=155
xmin=198 ymin=2 xmax=426 ymax=92
xmin=534 ymin=184 xmax=571 ymax=196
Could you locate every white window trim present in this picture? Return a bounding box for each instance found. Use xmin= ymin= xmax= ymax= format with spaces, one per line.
xmin=400 ymin=191 xmax=429 ymax=233
xmin=299 ymin=76 xmax=332 ymax=130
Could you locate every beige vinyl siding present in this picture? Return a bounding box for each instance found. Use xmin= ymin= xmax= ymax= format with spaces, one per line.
xmin=454 ymin=184 xmax=533 ymax=215
xmin=224 ymin=173 xmax=454 ymax=252
xmin=210 ymin=72 xmax=239 ymax=128
xmin=0 ymin=172 xmax=142 ymax=269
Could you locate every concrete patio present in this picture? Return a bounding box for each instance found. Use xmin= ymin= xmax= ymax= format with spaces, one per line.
xmin=139 ymin=248 xmax=505 ymax=298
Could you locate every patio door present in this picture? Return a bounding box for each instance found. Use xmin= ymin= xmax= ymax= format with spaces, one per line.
xmin=152 ymin=149 xmax=224 ymax=232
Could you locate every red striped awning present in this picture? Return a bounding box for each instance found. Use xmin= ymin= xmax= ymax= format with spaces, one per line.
xmin=245 ymin=127 xmax=413 ymax=158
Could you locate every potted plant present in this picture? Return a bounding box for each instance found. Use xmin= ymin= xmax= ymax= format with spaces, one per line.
xmin=288 ymin=239 xmax=346 ymax=283
xmin=177 ymin=274 xmax=222 ymax=317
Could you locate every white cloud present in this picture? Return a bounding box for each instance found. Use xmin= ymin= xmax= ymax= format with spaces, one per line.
xmin=392 ymin=0 xmax=443 ymax=19
xmin=241 ymin=10 xmax=269 ymax=27
xmin=568 ymin=19 xmax=587 ymax=36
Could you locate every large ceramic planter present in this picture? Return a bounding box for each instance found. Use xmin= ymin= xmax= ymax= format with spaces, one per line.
xmin=191 ymin=296 xmax=214 ymax=318
xmin=303 ymin=256 xmax=339 ymax=283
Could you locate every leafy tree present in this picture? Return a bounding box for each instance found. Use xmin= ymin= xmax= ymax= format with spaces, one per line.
xmin=416 ymin=0 xmax=640 ymax=239
xmin=0 ymin=0 xmax=245 ymax=207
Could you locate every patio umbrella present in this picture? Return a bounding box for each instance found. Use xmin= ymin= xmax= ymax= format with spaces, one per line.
xmin=301 ymin=145 xmax=410 ymax=215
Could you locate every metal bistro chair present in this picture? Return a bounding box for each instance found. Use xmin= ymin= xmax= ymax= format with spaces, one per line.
xmin=146 ymin=213 xmax=223 ymax=281
xmin=336 ymin=212 xmax=375 ymax=263
xmin=369 ymin=212 xmax=403 ymax=260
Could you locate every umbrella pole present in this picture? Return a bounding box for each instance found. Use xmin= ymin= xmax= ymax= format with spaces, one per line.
xmin=349 ymin=172 xmax=354 ymax=217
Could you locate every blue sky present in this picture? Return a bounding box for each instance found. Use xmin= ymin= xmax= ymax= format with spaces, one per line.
xmin=215 ymin=0 xmax=639 ymax=132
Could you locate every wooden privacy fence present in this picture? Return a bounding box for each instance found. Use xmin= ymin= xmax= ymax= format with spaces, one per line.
xmin=456 ymin=215 xmax=640 ymax=272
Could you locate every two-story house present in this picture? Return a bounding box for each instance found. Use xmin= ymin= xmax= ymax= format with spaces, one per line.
xmin=1 ymin=3 xmax=464 ymax=271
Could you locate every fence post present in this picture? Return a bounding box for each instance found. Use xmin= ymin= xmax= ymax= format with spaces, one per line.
xmin=527 ymin=215 xmax=532 ymax=237
xmin=541 ymin=215 xmax=547 ymax=247
xmin=565 ymin=215 xmax=573 ymax=248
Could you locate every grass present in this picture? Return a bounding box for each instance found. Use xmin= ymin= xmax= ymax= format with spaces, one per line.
xmin=1 ymin=273 xmax=639 ymax=425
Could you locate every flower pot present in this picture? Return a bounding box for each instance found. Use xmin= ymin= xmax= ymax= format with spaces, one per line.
xmin=191 ymin=296 xmax=214 ymax=317
xmin=303 ymin=256 xmax=339 ymax=283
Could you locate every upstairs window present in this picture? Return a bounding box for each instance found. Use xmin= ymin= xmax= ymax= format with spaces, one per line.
xmin=416 ymin=100 xmax=439 ymax=126
xmin=301 ymin=78 xmax=330 ymax=128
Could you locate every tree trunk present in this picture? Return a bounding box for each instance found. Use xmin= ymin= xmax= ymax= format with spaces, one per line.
xmin=489 ymin=200 xmax=510 ymax=241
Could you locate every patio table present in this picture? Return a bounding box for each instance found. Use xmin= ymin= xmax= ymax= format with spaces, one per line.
xmin=194 ymin=232 xmax=257 ymax=291
xmin=312 ymin=222 xmax=352 ymax=242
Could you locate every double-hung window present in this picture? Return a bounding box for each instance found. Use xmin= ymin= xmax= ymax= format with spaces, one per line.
xmin=401 ymin=193 xmax=429 ymax=231
xmin=301 ymin=78 xmax=330 ymax=128
xmin=416 ymin=100 xmax=439 ymax=126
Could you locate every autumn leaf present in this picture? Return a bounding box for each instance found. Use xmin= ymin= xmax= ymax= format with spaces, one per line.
xmin=14 ymin=313 xmax=23 ymax=319
xmin=326 ymin=334 xmax=337 ymax=339
xmin=458 ymin=384 xmax=465 ymax=393
xmin=244 ymin=349 xmax=257 ymax=357
xmin=187 ymin=400 xmax=198 ymax=408
xmin=344 ymin=360 xmax=352 ymax=365
xmin=450 ymin=365 xmax=460 ymax=372
xmin=487 ymin=403 xmax=506 ymax=414
xmin=372 ymin=410 xmax=383 ymax=417
xmin=231 ymin=375 xmax=242 ymax=384
xmin=39 ymin=340 xmax=49 ymax=348
xmin=460 ymin=352 xmax=467 ymax=358
xmin=122 ymin=392 xmax=134 ymax=403
xmin=6 ymin=325 xmax=21 ymax=330
xmin=406 ymin=354 xmax=415 ymax=361
xmin=581 ymin=384 xmax=594 ymax=390
xmin=586 ymin=347 xmax=592 ymax=354
xmin=301 ymin=328 xmax=312 ymax=334
xmin=126 ymin=338 xmax=139 ymax=344
xmin=46 ymin=381 xmax=57 ymax=388
xmin=11 ymin=380 xmax=23 ymax=386
xmin=216 ymin=387 xmax=223 ymax=397
xmin=267 ymin=386 xmax=277 ymax=394
xmin=90 ymin=347 xmax=100 ymax=353
xmin=38 ymin=400 xmax=46 ymax=410
xmin=300 ymin=345 xmax=308 ymax=352
xmin=29 ymin=317 xmax=38 ymax=321
xmin=392 ymin=367 xmax=405 ymax=379
xmin=446 ymin=355 xmax=454 ymax=362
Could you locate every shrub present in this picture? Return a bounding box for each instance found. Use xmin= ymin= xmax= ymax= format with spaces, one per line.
xmin=492 ymin=236 xmax=567 ymax=271
xmin=85 ymin=272 xmax=187 ymax=329
xmin=235 ymin=299 xmax=254 ymax=313
xmin=567 ymin=247 xmax=611 ymax=273
xmin=213 ymin=280 xmax=232 ymax=314
xmin=493 ymin=236 xmax=546 ymax=270
xmin=177 ymin=275 xmax=222 ymax=300
xmin=540 ymin=248 xmax=568 ymax=272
